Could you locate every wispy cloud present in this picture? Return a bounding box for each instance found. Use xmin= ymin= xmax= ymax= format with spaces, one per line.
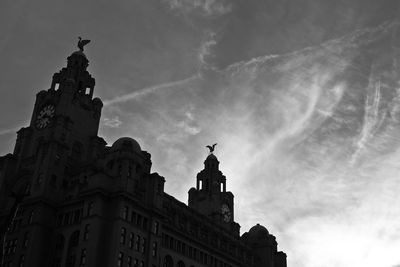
xmin=164 ymin=0 xmax=232 ymax=16
xmin=102 ymin=116 xmax=122 ymax=128
xmin=103 ymin=75 xmax=199 ymax=106
xmin=99 ymin=19 xmax=400 ymax=267
xmin=198 ymin=31 xmax=217 ymax=68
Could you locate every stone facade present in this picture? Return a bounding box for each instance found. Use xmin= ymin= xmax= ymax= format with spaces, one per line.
xmin=0 ymin=49 xmax=287 ymax=267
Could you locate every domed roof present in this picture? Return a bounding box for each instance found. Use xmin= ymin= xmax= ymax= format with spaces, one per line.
xmin=111 ymin=137 xmax=141 ymax=153
xmin=206 ymin=153 xmax=218 ymax=161
xmin=247 ymin=224 xmax=270 ymax=240
xmin=70 ymin=50 xmax=87 ymax=58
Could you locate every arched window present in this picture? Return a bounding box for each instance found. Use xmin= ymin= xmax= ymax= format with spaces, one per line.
xmin=53 ymin=234 xmax=65 ymax=267
xmin=164 ymin=255 xmax=173 ymax=267
xmin=177 ymin=260 xmax=185 ymax=267
xmin=66 ymin=231 xmax=80 ymax=267
xmin=69 ymin=231 xmax=80 ymax=248
xmin=55 ymin=234 xmax=65 ymax=250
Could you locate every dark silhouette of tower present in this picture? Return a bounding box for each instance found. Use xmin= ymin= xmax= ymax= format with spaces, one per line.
xmin=0 ymin=46 xmax=287 ymax=267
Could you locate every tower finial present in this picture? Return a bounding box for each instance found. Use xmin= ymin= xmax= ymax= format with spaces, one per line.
xmin=206 ymin=143 xmax=217 ymax=154
xmin=77 ymin=36 xmax=91 ymax=52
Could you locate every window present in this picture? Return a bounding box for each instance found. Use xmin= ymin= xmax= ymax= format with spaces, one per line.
xmin=152 ymin=242 xmax=157 ymax=257
xmin=37 ymin=173 xmax=43 ymax=185
xmin=28 ymin=211 xmax=34 ymax=224
xmin=24 ymin=183 xmax=31 ymax=195
xmin=63 ymin=213 xmax=70 ymax=226
xmin=117 ymin=252 xmax=123 ymax=267
xmin=122 ymin=206 xmax=128 ymax=220
xmin=74 ymin=210 xmax=81 ymax=224
xmin=11 ymin=239 xmax=17 ymax=253
xmin=135 ymin=235 xmax=140 ymax=251
xmin=127 ymin=165 xmax=132 ymax=178
xmin=23 ymin=232 xmax=29 ymax=248
xmin=140 ymin=261 xmax=144 ymax=267
xmin=141 ymin=238 xmax=146 ymax=254
xmin=83 ymin=224 xmax=90 ymax=241
xmin=153 ymin=221 xmax=159 ymax=235
xmin=127 ymin=256 xmax=132 ymax=267
xmin=4 ymin=240 xmax=10 ymax=255
xmin=120 ymin=227 xmax=126 ymax=244
xmin=130 ymin=211 xmax=136 ymax=223
xmin=136 ymin=214 xmax=142 ymax=226
xmin=18 ymin=255 xmax=25 ymax=267
xmin=134 ymin=259 xmax=138 ymax=267
xmin=69 ymin=231 xmax=80 ymax=247
xmin=79 ymin=249 xmax=86 ymax=266
xmin=87 ymin=202 xmax=94 ymax=216
xmin=129 ymin=232 xmax=134 ymax=249
xmin=164 ymin=255 xmax=173 ymax=267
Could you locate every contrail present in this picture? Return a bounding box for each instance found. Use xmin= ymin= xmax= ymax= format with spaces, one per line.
xmin=103 ymin=74 xmax=199 ymax=106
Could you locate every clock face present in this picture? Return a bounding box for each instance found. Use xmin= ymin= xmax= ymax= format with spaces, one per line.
xmin=35 ymin=104 xmax=55 ymax=129
xmin=221 ymin=204 xmax=232 ymax=222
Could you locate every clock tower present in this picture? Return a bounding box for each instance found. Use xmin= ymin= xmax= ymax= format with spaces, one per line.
xmin=188 ymin=152 xmax=240 ymax=235
xmin=12 ymin=48 xmax=104 ymax=200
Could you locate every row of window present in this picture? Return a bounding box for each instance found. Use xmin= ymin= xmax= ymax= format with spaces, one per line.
xmin=3 ymin=239 xmax=18 ymax=255
xmin=7 ymin=210 xmax=34 ymax=233
xmin=119 ymin=227 xmax=158 ymax=258
xmin=121 ymin=207 xmax=149 ymax=231
xmin=4 ymin=232 xmax=29 ymax=256
xmin=117 ymin=252 xmax=145 ymax=267
xmin=120 ymin=227 xmax=145 ymax=253
xmin=164 ymin=211 xmax=253 ymax=263
xmin=162 ymin=234 xmax=235 ymax=267
xmin=107 ymin=159 xmax=141 ymax=178
xmin=56 ymin=208 xmax=83 ymax=226
xmin=53 ymin=248 xmax=87 ymax=267
xmin=2 ymin=254 xmax=25 ymax=267
xmin=121 ymin=206 xmax=160 ymax=236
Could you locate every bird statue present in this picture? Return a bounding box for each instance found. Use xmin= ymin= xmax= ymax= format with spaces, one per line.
xmin=77 ymin=36 xmax=91 ymax=52
xmin=206 ymin=143 xmax=217 ymax=153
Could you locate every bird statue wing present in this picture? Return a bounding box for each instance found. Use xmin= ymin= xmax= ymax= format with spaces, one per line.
xmin=81 ymin=39 xmax=91 ymax=46
xmin=77 ymin=37 xmax=91 ymax=51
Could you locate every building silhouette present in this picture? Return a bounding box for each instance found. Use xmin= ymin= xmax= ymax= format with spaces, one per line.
xmin=0 ymin=47 xmax=287 ymax=267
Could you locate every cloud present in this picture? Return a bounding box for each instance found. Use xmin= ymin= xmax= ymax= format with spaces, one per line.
xmin=198 ymin=31 xmax=217 ymax=68
xmin=117 ymin=20 xmax=400 ymax=267
xmin=164 ymin=0 xmax=232 ymax=16
xmin=102 ymin=116 xmax=122 ymax=128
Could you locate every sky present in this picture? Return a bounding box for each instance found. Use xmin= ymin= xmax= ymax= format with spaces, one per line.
xmin=1 ymin=0 xmax=400 ymax=266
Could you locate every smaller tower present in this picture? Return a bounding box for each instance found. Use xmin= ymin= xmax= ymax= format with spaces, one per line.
xmin=242 ymin=224 xmax=287 ymax=267
xmin=188 ymin=147 xmax=240 ymax=235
